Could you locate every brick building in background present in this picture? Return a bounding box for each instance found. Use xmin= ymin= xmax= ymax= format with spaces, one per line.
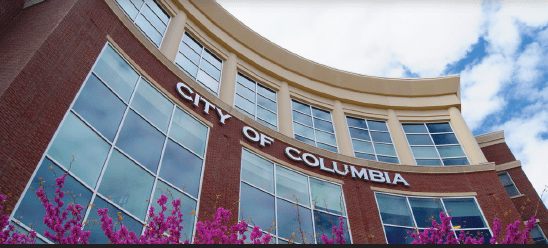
xmin=0 ymin=0 xmax=546 ymax=244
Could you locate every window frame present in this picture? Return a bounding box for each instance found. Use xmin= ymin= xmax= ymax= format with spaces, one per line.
xmin=290 ymin=99 xmax=339 ymax=153
xmin=346 ymin=115 xmax=399 ymax=163
xmin=238 ymin=148 xmax=352 ymax=244
xmin=9 ymin=42 xmax=210 ymax=244
xmin=175 ymin=31 xmax=224 ymax=96
xmin=401 ymin=122 xmax=470 ymax=166
xmin=532 ymin=224 xmax=548 ymax=244
xmin=233 ymin=72 xmax=278 ymax=131
xmin=115 ymin=0 xmax=171 ymax=48
xmin=373 ymin=192 xmax=493 ymax=244
xmin=497 ymin=171 xmax=521 ymax=197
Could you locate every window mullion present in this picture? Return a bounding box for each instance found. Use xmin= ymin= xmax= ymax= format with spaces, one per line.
xmin=81 ymin=75 xmax=143 ymax=228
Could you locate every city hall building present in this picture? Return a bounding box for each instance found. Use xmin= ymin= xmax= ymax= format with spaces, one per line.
xmin=1 ymin=0 xmax=547 ymax=244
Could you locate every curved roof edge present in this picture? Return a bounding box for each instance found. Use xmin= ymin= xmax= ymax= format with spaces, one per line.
xmin=184 ymin=0 xmax=461 ymax=98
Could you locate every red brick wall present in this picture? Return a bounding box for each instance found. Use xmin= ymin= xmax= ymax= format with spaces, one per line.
xmin=0 ymin=0 xmax=77 ymax=97
xmin=507 ymin=167 xmax=548 ymax=242
xmin=481 ymin=142 xmax=516 ymax=165
xmin=0 ymin=0 xmax=538 ymax=243
xmin=0 ymin=0 xmax=24 ymax=34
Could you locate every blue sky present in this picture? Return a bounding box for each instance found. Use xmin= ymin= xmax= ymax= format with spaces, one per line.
xmin=216 ymin=0 xmax=548 ymax=204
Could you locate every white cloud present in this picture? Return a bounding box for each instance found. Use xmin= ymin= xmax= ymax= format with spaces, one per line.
xmin=216 ymin=0 xmax=484 ymax=78
xmin=460 ymin=54 xmax=513 ymax=130
xmin=492 ymin=105 xmax=548 ymax=198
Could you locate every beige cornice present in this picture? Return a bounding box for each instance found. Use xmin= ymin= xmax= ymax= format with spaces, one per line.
xmin=371 ymin=186 xmax=477 ymax=197
xmin=495 ymin=160 xmax=522 ymax=172
xmin=182 ymin=0 xmax=462 ymax=101
xmin=475 ymin=130 xmax=505 ymax=148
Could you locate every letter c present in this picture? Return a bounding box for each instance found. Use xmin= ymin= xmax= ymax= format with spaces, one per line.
xmin=176 ymin=82 xmax=193 ymax=101
xmin=285 ymin=147 xmax=302 ymax=161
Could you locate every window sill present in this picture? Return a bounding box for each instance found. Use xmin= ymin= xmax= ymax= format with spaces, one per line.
xmin=510 ymin=193 xmax=526 ymax=199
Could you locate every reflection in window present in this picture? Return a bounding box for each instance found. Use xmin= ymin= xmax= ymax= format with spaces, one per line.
xmin=532 ymin=225 xmax=548 ymax=244
xmin=291 ymin=100 xmax=338 ymax=152
xmin=176 ymin=32 xmax=223 ymax=95
xmin=497 ymin=172 xmax=520 ymax=197
xmin=11 ymin=43 xmax=209 ymax=243
xmin=402 ymin=122 xmax=469 ymax=166
xmin=239 ymin=149 xmax=350 ymax=244
xmin=116 ymin=0 xmax=170 ymax=47
xmin=234 ymin=73 xmax=278 ymax=130
xmin=346 ymin=116 xmax=399 ymax=163
xmin=375 ymin=193 xmax=492 ymax=244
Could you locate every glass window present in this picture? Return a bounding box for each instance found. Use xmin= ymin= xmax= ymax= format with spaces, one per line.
xmin=13 ymin=159 xmax=93 ymax=237
xmin=11 ymin=43 xmax=209 ymax=243
xmin=116 ymin=109 xmax=166 ymax=172
xmin=130 ymin=79 xmax=173 ymax=132
xmin=532 ymin=225 xmax=548 ymax=244
xmin=375 ymin=193 xmax=492 ymax=244
xmin=347 ymin=116 xmax=398 ymax=163
xmin=292 ymin=100 xmax=337 ymax=152
xmin=402 ymin=122 xmax=469 ymax=166
xmin=93 ymin=45 xmax=139 ymax=102
xmin=234 ymin=73 xmax=278 ymax=130
xmin=498 ymin=172 xmax=520 ymax=197
xmin=98 ymin=149 xmax=155 ymax=219
xmin=176 ymin=32 xmax=223 ymax=95
xmin=47 ymin=112 xmax=110 ymax=188
xmin=116 ymin=0 xmax=170 ymax=47
xmin=73 ymin=73 xmax=126 ymax=141
xmin=239 ymin=149 xmax=350 ymax=243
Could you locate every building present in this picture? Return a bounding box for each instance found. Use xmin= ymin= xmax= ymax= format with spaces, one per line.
xmin=0 ymin=0 xmax=547 ymax=244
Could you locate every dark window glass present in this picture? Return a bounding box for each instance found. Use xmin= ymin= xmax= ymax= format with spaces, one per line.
xmin=367 ymin=120 xmax=388 ymax=131
xmin=239 ymin=183 xmax=275 ymax=231
xmin=86 ymin=197 xmax=143 ymax=244
xmin=408 ymin=198 xmax=442 ymax=228
xmin=159 ymin=139 xmax=203 ymax=198
xmin=370 ymin=131 xmax=392 ymax=143
xmin=349 ymin=128 xmax=370 ymax=141
xmin=295 ymin=135 xmax=315 ymax=146
xmin=73 ymin=74 xmax=126 ymax=141
xmin=377 ymin=156 xmax=399 ymax=164
xmin=292 ymin=110 xmax=313 ymax=126
xmin=277 ymin=199 xmax=314 ymax=243
xmin=98 ymin=149 xmax=154 ymax=219
xmin=406 ymin=134 xmax=433 ymax=145
xmin=442 ymin=198 xmax=486 ymax=229
xmin=291 ymin=101 xmax=311 ymax=115
xmin=314 ymin=211 xmax=350 ymax=244
xmin=93 ymin=45 xmax=139 ymax=102
xmin=384 ymin=226 xmax=415 ymax=244
xmin=431 ymin=133 xmax=459 ymax=145
xmin=346 ymin=117 xmax=367 ymax=129
xmin=376 ymin=194 xmax=414 ymax=227
xmin=314 ymin=118 xmax=335 ymax=133
xmin=116 ymin=110 xmax=165 ymax=171
xmin=457 ymin=229 xmax=492 ymax=244
xmin=152 ymin=180 xmax=197 ymax=241
xmin=416 ymin=159 xmax=443 ymax=166
xmin=14 ymin=159 xmax=92 ymax=236
xmin=311 ymin=107 xmax=331 ymax=121
xmin=442 ymin=158 xmax=470 ymax=166
xmin=402 ymin=124 xmax=428 ymax=133
xmin=317 ymin=143 xmax=338 ymax=153
xmin=48 ymin=113 xmax=110 ymax=188
xmin=426 ymin=123 xmax=453 ymax=133
xmin=355 ymin=152 xmax=376 ymax=160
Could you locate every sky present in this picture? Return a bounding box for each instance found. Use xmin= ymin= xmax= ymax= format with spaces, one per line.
xmin=216 ymin=0 xmax=548 ymax=204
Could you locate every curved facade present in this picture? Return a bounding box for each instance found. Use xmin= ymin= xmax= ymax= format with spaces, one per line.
xmin=0 ymin=0 xmax=547 ymax=244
